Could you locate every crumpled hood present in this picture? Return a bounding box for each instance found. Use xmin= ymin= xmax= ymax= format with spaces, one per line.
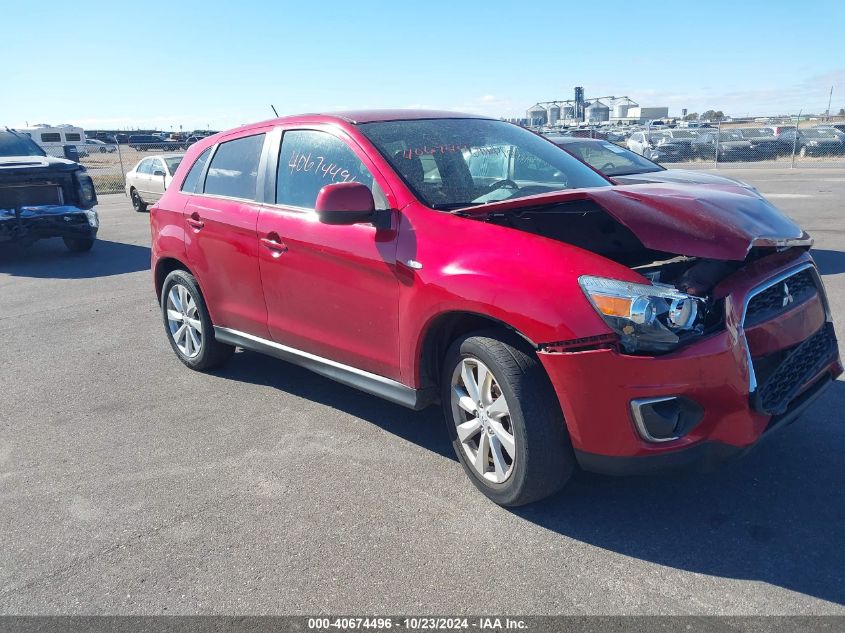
xmin=459 ymin=183 xmax=807 ymax=261
xmin=0 ymin=155 xmax=80 ymax=172
xmin=612 ymin=169 xmax=748 ymax=187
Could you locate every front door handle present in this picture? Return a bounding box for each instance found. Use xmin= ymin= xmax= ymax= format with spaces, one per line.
xmin=186 ymin=212 xmax=204 ymax=230
xmin=261 ymin=232 xmax=288 ymax=257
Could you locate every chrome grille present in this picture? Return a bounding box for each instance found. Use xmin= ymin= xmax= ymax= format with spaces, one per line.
xmin=0 ymin=183 xmax=64 ymax=209
xmin=745 ymin=269 xmax=816 ymax=326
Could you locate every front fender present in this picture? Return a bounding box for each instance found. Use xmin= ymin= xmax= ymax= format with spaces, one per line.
xmin=397 ymin=204 xmax=643 ymax=386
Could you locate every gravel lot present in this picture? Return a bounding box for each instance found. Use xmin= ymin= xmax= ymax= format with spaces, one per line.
xmin=1 ymin=168 xmax=843 ymax=615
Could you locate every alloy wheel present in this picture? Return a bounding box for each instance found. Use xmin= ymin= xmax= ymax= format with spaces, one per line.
xmin=166 ymin=284 xmax=203 ymax=358
xmin=450 ymin=357 xmax=516 ymax=483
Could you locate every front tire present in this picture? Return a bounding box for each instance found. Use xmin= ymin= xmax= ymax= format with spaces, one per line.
xmin=63 ymin=237 xmax=95 ymax=252
xmin=130 ymin=188 xmax=147 ymax=213
xmin=161 ymin=270 xmax=234 ymax=371
xmin=441 ymin=329 xmax=574 ymax=506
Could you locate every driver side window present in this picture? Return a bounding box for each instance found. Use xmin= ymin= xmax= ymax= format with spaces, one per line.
xmin=276 ymin=130 xmax=387 ymax=210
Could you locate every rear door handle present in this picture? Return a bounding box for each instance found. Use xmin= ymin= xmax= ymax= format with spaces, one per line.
xmin=261 ymin=232 xmax=288 ymax=257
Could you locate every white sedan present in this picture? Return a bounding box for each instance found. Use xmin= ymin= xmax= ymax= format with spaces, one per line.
xmin=85 ymin=139 xmax=117 ymax=153
xmin=125 ymin=154 xmax=183 ymax=212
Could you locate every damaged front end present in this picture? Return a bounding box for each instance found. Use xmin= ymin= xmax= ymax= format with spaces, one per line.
xmin=0 ymin=158 xmax=98 ymax=245
xmin=462 ymin=183 xmax=840 ymax=464
xmin=0 ymin=205 xmax=99 ymax=244
xmin=472 ymin=184 xmax=814 ymax=355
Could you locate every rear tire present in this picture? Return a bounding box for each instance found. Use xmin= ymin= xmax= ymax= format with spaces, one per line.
xmin=161 ymin=270 xmax=234 ymax=371
xmin=441 ymin=329 xmax=574 ymax=506
xmin=63 ymin=237 xmax=94 ymax=252
xmin=130 ymin=188 xmax=147 ymax=213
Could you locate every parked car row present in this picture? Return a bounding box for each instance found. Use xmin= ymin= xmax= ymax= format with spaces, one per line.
xmin=625 ymin=126 xmax=845 ymax=162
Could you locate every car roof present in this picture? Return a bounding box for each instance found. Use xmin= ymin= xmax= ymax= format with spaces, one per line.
xmin=194 ymin=109 xmax=497 ymax=150
xmin=299 ymin=109 xmax=490 ymax=124
xmin=223 ymin=110 xmax=491 ymax=135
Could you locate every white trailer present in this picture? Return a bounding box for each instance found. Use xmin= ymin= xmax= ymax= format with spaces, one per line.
xmin=18 ymin=124 xmax=86 ymax=151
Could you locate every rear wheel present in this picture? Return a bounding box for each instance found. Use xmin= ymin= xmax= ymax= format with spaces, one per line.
xmin=441 ymin=329 xmax=574 ymax=506
xmin=161 ymin=270 xmax=234 ymax=371
xmin=63 ymin=237 xmax=94 ymax=252
xmin=130 ymin=188 xmax=147 ymax=212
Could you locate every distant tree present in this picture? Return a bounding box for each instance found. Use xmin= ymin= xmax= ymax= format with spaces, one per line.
xmin=700 ymin=109 xmax=726 ymax=122
xmin=683 ymin=112 xmax=699 ymax=120
xmin=839 ymin=107 xmax=845 ymax=116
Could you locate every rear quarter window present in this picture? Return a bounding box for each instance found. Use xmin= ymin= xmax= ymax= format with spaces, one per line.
xmin=181 ymin=148 xmax=212 ymax=193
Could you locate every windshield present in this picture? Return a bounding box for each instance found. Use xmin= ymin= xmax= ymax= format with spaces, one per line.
xmin=358 ymin=118 xmax=610 ymax=209
xmin=562 ymin=140 xmax=662 ymax=176
xmin=719 ymin=131 xmax=745 ymax=141
xmin=165 ymin=156 xmax=183 ymax=174
xmin=740 ymin=128 xmax=769 ymax=137
xmin=0 ymin=131 xmax=47 ymax=157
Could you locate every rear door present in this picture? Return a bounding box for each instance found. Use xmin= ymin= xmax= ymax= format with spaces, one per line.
xmin=256 ymin=126 xmax=402 ymax=380
xmin=183 ymin=130 xmax=271 ymax=338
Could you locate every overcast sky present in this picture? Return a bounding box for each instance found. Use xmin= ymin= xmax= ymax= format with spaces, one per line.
xmin=2 ymin=0 xmax=843 ymax=131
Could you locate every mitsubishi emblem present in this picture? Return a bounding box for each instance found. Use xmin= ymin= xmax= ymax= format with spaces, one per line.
xmin=782 ymin=282 xmax=794 ymax=308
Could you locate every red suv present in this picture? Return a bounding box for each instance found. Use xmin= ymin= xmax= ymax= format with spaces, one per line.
xmin=150 ymin=111 xmax=841 ymax=506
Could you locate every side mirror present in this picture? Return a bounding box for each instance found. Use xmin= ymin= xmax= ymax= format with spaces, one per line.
xmin=153 ymin=170 xmax=165 ymax=177
xmin=316 ymin=182 xmax=387 ymax=227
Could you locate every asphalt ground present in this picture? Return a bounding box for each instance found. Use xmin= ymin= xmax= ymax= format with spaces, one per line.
xmin=0 ymin=168 xmax=843 ymax=615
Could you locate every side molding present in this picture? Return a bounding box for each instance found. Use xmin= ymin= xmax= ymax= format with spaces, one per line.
xmin=213 ymin=327 xmax=436 ymax=411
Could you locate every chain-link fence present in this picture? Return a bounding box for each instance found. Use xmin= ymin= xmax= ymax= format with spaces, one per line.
xmin=32 ymin=115 xmax=845 ymax=200
xmin=540 ymin=116 xmax=845 ymax=169
xmin=41 ymin=142 xmax=190 ymax=195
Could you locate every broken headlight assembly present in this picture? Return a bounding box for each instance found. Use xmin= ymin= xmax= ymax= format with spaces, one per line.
xmin=73 ymin=169 xmax=98 ymax=209
xmin=579 ymin=275 xmax=706 ymax=353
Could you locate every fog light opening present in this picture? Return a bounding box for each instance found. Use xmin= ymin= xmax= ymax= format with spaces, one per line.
xmin=631 ymin=396 xmax=703 ymax=443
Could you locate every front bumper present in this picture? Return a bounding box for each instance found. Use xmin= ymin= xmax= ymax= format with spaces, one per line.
xmin=538 ymin=252 xmax=842 ymax=475
xmin=0 ymin=206 xmax=98 ymax=244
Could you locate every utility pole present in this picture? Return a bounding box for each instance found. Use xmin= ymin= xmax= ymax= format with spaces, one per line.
xmin=826 ymin=86 xmax=834 ymax=121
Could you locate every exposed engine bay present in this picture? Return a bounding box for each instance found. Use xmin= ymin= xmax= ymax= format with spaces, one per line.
xmin=480 ymin=198 xmax=808 ymax=353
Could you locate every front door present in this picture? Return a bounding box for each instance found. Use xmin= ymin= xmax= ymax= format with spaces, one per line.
xmin=183 ymin=130 xmax=270 ymax=338
xmin=257 ymin=127 xmax=401 ymax=380
xmin=148 ymin=157 xmax=167 ymax=203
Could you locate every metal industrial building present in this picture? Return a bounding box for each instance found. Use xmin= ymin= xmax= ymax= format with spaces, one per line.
xmin=526 ymin=87 xmax=669 ymax=127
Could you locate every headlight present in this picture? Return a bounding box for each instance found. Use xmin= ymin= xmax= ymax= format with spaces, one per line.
xmin=84 ymin=208 xmax=99 ymax=229
xmin=73 ymin=169 xmax=98 ymax=209
xmin=579 ymin=276 xmax=706 ymax=353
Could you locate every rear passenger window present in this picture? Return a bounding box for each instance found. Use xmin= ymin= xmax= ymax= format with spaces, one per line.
xmin=181 ymin=147 xmax=211 ymax=193
xmin=203 ymin=134 xmax=265 ymax=200
xmin=137 ymin=159 xmax=153 ymax=174
xmin=276 ymin=130 xmax=385 ymax=209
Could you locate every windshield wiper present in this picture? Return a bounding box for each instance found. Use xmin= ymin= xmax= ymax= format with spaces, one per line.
xmin=430 ymin=202 xmax=483 ymax=211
